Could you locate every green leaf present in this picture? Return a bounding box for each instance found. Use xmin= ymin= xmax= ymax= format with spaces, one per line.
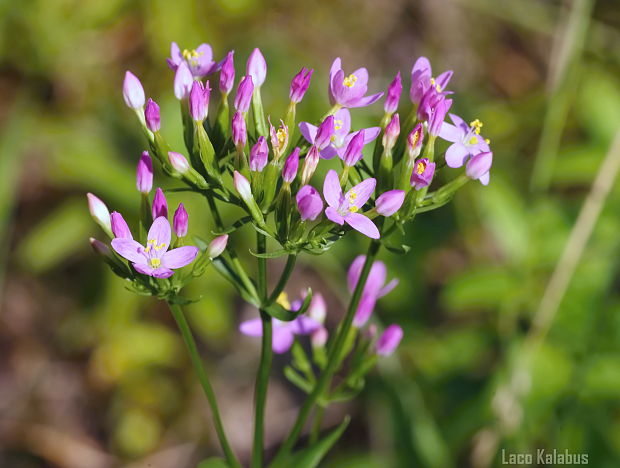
xmin=263 ymin=288 xmax=313 ymax=321
xmin=273 ymin=416 xmax=351 ymax=468
xmin=197 ymin=457 xmax=230 ymax=468
xmin=249 ymin=248 xmax=293 ymax=259
xmin=284 ymin=365 xmax=313 ymax=393
xmin=382 ymin=242 xmax=411 ymax=255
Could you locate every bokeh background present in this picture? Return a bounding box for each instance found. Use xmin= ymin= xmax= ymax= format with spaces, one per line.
xmin=2 ymin=0 xmax=620 ymax=466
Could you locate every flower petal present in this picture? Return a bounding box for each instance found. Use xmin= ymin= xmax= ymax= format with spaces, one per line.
xmin=347 ymin=255 xmax=366 ymax=292
xmin=298 ymin=122 xmax=318 ymax=145
xmin=438 ymin=122 xmax=461 ymax=143
xmin=323 ymin=170 xmax=342 ymax=208
xmin=147 ymin=216 xmax=171 ymax=250
xmin=349 ymin=92 xmax=384 ymax=108
xmin=333 ymin=108 xmax=351 ymax=139
xmin=379 ymin=278 xmax=399 ymax=297
xmin=445 ymin=143 xmax=470 ymax=168
xmin=345 ymin=213 xmax=380 ymax=239
xmin=240 ymin=318 xmax=263 ymax=337
xmin=363 ymin=126 xmax=381 ymax=142
xmin=320 ymin=145 xmax=338 ymax=160
xmin=272 ymin=328 xmax=295 ymax=354
xmin=111 ymin=238 xmax=146 ymax=264
xmin=133 ymin=263 xmax=174 ymax=278
xmin=346 ymin=178 xmax=376 ymax=209
xmin=290 ymin=316 xmax=321 ymax=335
xmin=162 ymin=246 xmax=199 ymax=269
xmin=325 ymin=207 xmax=345 ymax=225
xmin=353 ymin=293 xmax=377 ymax=327
xmin=479 ymin=171 xmax=490 ymax=185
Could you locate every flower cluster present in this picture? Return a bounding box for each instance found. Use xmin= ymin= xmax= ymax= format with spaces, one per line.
xmin=87 ymin=41 xmax=493 ymax=466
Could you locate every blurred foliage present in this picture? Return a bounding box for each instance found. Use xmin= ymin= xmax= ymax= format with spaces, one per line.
xmin=1 ymin=0 xmax=620 ymax=467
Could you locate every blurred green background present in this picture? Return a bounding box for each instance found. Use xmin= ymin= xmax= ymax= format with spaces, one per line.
xmin=2 ymin=0 xmax=620 ymax=466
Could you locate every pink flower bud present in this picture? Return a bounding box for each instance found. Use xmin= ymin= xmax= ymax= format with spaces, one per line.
xmin=301 ymin=146 xmax=320 ymax=185
xmin=314 ymin=115 xmax=335 ymax=150
xmin=232 ymin=111 xmax=247 ymax=148
xmin=234 ymin=75 xmax=254 ymax=112
xmin=407 ymin=123 xmax=424 ymax=158
xmin=174 ymin=62 xmax=193 ymax=100
xmin=308 ymin=292 xmax=326 ymax=324
xmin=152 ymin=187 xmax=168 ymax=219
xmin=249 ymin=136 xmax=268 ymax=172
xmin=343 ymin=129 xmax=366 ymax=167
xmin=189 ymin=80 xmax=211 ymax=121
xmin=123 ymin=71 xmax=145 ymax=109
xmin=207 ymin=235 xmax=229 ymax=258
xmin=296 ymin=185 xmax=323 ymax=221
xmin=410 ymin=158 xmax=436 ymax=190
xmin=466 ymin=151 xmax=492 ymax=185
xmin=89 ymin=237 xmax=110 ymax=256
xmin=282 ymin=147 xmax=300 ymax=183
xmin=382 ymin=113 xmax=400 ymax=150
xmin=110 ymin=211 xmax=133 ymax=239
xmin=168 ymin=151 xmax=190 ymax=174
xmin=289 ymin=67 xmax=313 ymax=103
xmin=246 ymin=48 xmax=267 ymax=87
xmin=173 ymin=203 xmax=188 ymax=237
xmin=233 ymin=170 xmax=252 ymax=201
xmin=144 ymin=98 xmax=161 ymax=132
xmin=375 ymin=190 xmax=405 ymax=216
xmin=136 ymin=151 xmax=153 ymax=194
xmin=219 ymin=50 xmax=235 ymax=95
xmin=376 ymin=324 xmax=403 ymax=356
xmin=87 ymin=193 xmax=111 ymax=233
xmin=384 ymin=71 xmax=402 ymax=114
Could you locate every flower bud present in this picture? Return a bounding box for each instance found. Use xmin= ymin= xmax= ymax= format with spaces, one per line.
xmin=111 ymin=211 xmax=133 ymax=239
xmin=384 ymin=71 xmax=402 ymax=114
xmin=311 ymin=327 xmax=328 ymax=348
xmin=232 ymin=111 xmax=247 ymax=148
xmin=173 ymin=203 xmax=188 ymax=237
xmin=233 ymin=170 xmax=253 ymax=201
xmin=466 ymin=151 xmax=492 ymax=185
xmin=296 ymin=185 xmax=323 ymax=221
xmin=189 ymin=80 xmax=211 ymax=121
xmin=219 ymin=50 xmax=235 ymax=95
xmin=87 ymin=193 xmax=111 ymax=235
xmin=207 ymin=234 xmax=229 ymax=259
xmin=152 ymin=187 xmax=168 ymax=219
xmin=144 ymin=98 xmax=161 ymax=132
xmin=282 ymin=147 xmax=300 ymax=183
xmin=136 ymin=151 xmax=153 ymax=194
xmin=343 ymin=129 xmax=365 ymax=167
xmin=168 ymin=151 xmax=190 ymax=174
xmin=123 ymin=71 xmax=145 ymax=109
xmin=382 ymin=113 xmax=400 ymax=151
xmin=89 ymin=237 xmax=110 ymax=256
xmin=314 ymin=115 xmax=335 ymax=150
xmin=428 ymin=98 xmax=452 ymax=137
xmin=269 ymin=119 xmax=289 ymax=159
xmin=249 ymin=136 xmax=268 ymax=172
xmin=174 ymin=62 xmax=193 ymax=100
xmin=234 ymin=75 xmax=254 ymax=112
xmin=406 ymin=123 xmax=424 ymax=159
xmin=376 ymin=324 xmax=403 ymax=356
xmin=375 ymin=190 xmax=405 ymax=216
xmin=289 ymin=67 xmax=313 ymax=103
xmin=301 ymin=145 xmax=320 ymax=185
xmin=246 ymin=48 xmax=267 ymax=87
xmin=410 ymin=158 xmax=436 ymax=190
xmin=410 ymin=56 xmax=431 ymax=105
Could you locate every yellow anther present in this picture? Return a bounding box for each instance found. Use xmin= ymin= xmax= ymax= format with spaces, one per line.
xmin=149 ymin=258 xmax=161 ymax=268
xmin=276 ymin=292 xmax=291 ymax=309
xmin=485 ymin=138 xmax=490 ymax=145
xmin=470 ymin=119 xmax=483 ymax=134
xmin=348 ymin=191 xmax=358 ymax=203
xmin=430 ymin=77 xmax=442 ymax=92
xmin=276 ymin=128 xmax=287 ymax=146
xmin=334 ymin=119 xmax=343 ymax=131
xmin=343 ymin=74 xmax=357 ymax=88
xmin=349 ymin=206 xmax=359 ymax=213
xmin=468 ymin=136 xmax=479 ymax=145
xmin=416 ymin=161 xmax=427 ymax=175
xmin=182 ymin=48 xmax=203 ymax=66
xmin=154 ymin=242 xmax=166 ymax=251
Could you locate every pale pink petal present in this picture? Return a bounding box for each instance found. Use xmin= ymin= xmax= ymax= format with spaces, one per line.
xmin=240 ymin=318 xmax=263 ymax=337
xmin=111 ymin=238 xmax=146 ymax=264
xmin=345 ymin=213 xmax=380 ymax=239
xmin=147 ymin=216 xmax=171 ymax=250
xmin=346 ymin=178 xmax=376 ymax=208
xmin=323 ymin=170 xmax=342 ymax=207
xmin=290 ymin=316 xmax=321 ymax=335
xmin=479 ymin=172 xmax=490 ymax=186
xmin=445 ymin=143 xmax=470 ymax=168
xmin=325 ymin=207 xmax=345 ymax=225
xmin=298 ymin=122 xmax=318 ymax=145
xmin=350 ymin=92 xmax=383 ymax=108
xmin=347 ymin=255 xmax=366 ymax=292
xmin=379 ymin=278 xmax=399 ymax=297
xmin=272 ymin=328 xmax=295 ymax=354
xmin=438 ymin=122 xmax=461 ymax=143
xmin=162 ymin=246 xmax=199 ymax=269
xmin=353 ymin=293 xmax=377 ymax=327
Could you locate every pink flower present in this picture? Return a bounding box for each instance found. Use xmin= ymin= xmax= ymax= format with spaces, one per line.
xmin=167 ymin=42 xmax=220 ymax=78
xmin=328 ymin=57 xmax=383 ymax=108
xmin=112 ymin=216 xmax=199 ymax=278
xmin=376 ymin=325 xmax=403 ymax=356
xmin=323 ymin=170 xmax=379 ymax=239
xmin=439 ymin=114 xmax=490 ymax=168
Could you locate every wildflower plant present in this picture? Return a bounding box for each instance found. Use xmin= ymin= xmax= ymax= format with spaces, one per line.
xmin=89 ymin=42 xmax=493 ymax=467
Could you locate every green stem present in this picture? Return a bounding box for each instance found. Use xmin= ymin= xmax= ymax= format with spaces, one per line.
xmin=268 ymin=254 xmax=297 ymax=304
xmin=309 ymin=406 xmax=325 ymax=444
xmin=168 ymin=303 xmax=241 ymax=468
xmin=252 ymin=232 xmax=272 ymax=468
xmin=272 ymin=240 xmax=381 ymax=463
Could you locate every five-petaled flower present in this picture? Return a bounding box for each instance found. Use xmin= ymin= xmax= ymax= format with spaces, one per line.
xmin=439 ymin=114 xmax=491 ymax=168
xmin=329 ymin=58 xmax=383 ymax=108
xmin=323 ymin=170 xmax=380 ymax=239
xmin=111 ymin=216 xmax=199 ymax=278
xmin=167 ymin=42 xmax=220 ymax=78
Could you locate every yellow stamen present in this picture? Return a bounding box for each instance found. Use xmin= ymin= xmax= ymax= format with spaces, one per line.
xmin=182 ymin=48 xmax=203 ymax=67
xmin=349 ymin=206 xmax=359 ymax=213
xmin=348 ymin=191 xmax=358 ymax=203
xmin=149 ymin=258 xmax=161 ymax=268
xmin=430 ymin=77 xmax=442 ymax=92
xmin=276 ymin=292 xmax=291 ymax=309
xmin=276 ymin=128 xmax=287 ymax=146
xmin=343 ymin=74 xmax=357 ymax=88
xmin=470 ymin=119 xmax=483 ymax=135
xmin=416 ymin=161 xmax=427 ymax=175
xmin=468 ymin=136 xmax=479 ymax=145
xmin=485 ymin=138 xmax=490 ymax=145
xmin=334 ymin=119 xmax=343 ymax=131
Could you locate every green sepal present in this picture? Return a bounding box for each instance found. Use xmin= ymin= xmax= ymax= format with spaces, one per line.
xmin=251 ymin=87 xmax=269 ymax=138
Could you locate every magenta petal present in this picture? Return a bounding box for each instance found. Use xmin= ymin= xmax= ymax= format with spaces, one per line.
xmin=325 ymin=207 xmax=345 ymax=225
xmin=366 ymin=262 xmax=388 ymax=296
xmin=436 ymin=70 xmax=453 ymax=89
xmin=272 ymin=328 xmax=295 ymax=354
xmin=298 ymin=122 xmax=318 ymax=145
xmin=379 ymin=278 xmax=399 ymax=297
xmin=345 ymin=213 xmax=380 ymax=239
xmin=290 ymin=316 xmax=321 ymax=335
xmin=147 ymin=216 xmax=171 ymax=249
xmin=363 ymin=126 xmax=381 ymax=142
xmin=347 ymin=255 xmax=366 ymax=292
xmin=320 ymin=146 xmax=339 ymax=160
xmin=350 ymin=92 xmax=384 ymax=108
xmin=346 ymin=178 xmax=376 ymax=208
xmin=111 ymin=238 xmax=146 ymax=264
xmin=445 ymin=143 xmax=470 ymax=168
xmin=240 ymin=318 xmax=263 ymax=337
xmin=323 ymin=170 xmax=342 ymax=207
xmin=152 ymin=267 xmax=174 ymax=278
xmin=162 ymin=246 xmax=199 ymax=269
xmin=353 ymin=293 xmax=377 ymax=327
